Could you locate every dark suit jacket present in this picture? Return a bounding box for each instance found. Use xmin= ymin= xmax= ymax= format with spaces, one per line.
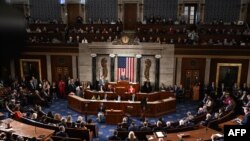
xmin=108 ymin=135 xmax=121 ymax=140
xmin=140 ymin=126 xmax=151 ymax=131
xmin=55 ymin=131 xmax=68 ymax=137
xmin=241 ymin=113 xmax=250 ymax=125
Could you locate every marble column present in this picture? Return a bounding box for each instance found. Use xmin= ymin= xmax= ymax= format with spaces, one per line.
xmin=136 ymin=54 xmax=142 ymax=84
xmin=155 ymin=55 xmax=161 ymax=91
xmin=91 ymin=54 xmax=97 ymax=84
xmin=110 ymin=54 xmax=115 ymax=82
xmin=46 ymin=55 xmax=52 ymax=82
xmin=72 ymin=56 xmax=77 ymax=79
xmin=176 ymin=57 xmax=182 ymax=85
xmin=204 ymin=58 xmax=211 ymax=85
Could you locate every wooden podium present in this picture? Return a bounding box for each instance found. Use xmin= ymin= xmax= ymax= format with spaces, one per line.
xmin=105 ymin=109 xmax=124 ymax=124
xmin=107 ymin=81 xmax=140 ymax=94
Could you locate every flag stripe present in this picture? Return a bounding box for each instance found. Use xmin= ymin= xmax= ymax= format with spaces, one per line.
xmin=117 ymin=57 xmax=135 ymax=82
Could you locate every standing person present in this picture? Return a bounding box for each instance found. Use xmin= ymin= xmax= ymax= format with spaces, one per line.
xmin=97 ymin=103 xmax=106 ymax=123
xmin=50 ymin=82 xmax=58 ymax=101
xmin=58 ymin=79 xmax=66 ymax=98
xmin=193 ymin=83 xmax=200 ymax=101
xmin=140 ymin=97 xmax=148 ymax=121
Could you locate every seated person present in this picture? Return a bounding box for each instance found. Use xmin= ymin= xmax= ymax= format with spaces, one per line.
xmin=55 ymin=125 xmax=68 ymax=137
xmin=97 ymin=103 xmax=106 ymax=122
xmin=128 ymin=122 xmax=138 ymax=131
xmin=200 ymin=113 xmax=212 ymax=126
xmin=140 ymin=122 xmax=151 ymax=131
xmin=106 ymin=84 xmax=114 ymax=92
xmin=153 ymin=121 xmax=163 ymax=132
xmin=126 ymin=131 xmax=138 ymax=141
xmin=163 ymin=121 xmax=174 ymax=132
xmin=128 ymin=85 xmax=135 ymax=94
xmin=211 ymin=133 xmax=224 ymax=141
xmin=240 ymin=107 xmax=250 ymax=125
xmin=75 ymin=116 xmax=86 ymax=128
xmin=120 ymin=71 xmax=126 ymax=80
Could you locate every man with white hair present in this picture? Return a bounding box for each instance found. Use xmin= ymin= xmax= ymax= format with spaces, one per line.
xmin=55 ymin=125 xmax=68 ymax=137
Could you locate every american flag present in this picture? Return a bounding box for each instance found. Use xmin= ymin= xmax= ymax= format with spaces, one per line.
xmin=117 ymin=57 xmax=135 ymax=82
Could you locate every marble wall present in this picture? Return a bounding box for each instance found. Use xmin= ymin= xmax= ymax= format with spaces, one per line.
xmin=78 ymin=43 xmax=175 ymax=87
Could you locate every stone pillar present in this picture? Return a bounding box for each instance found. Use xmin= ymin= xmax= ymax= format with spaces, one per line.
xmin=60 ymin=4 xmax=67 ymax=24
xmin=80 ymin=4 xmax=86 ymax=23
xmin=72 ymin=55 xmax=77 ymax=79
xmin=139 ymin=1 xmax=144 ymax=21
xmin=155 ymin=55 xmax=161 ymax=91
xmin=239 ymin=0 xmax=247 ymax=21
xmin=204 ymin=58 xmax=211 ymax=85
xmin=176 ymin=57 xmax=182 ymax=85
xmin=46 ymin=55 xmax=52 ymax=82
xmin=91 ymin=54 xmax=97 ymax=84
xmin=110 ymin=54 xmax=115 ymax=82
xmin=118 ymin=0 xmax=123 ymax=22
xmin=136 ymin=54 xmax=142 ymax=84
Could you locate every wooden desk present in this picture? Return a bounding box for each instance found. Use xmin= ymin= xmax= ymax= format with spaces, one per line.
xmin=68 ymin=94 xmax=176 ymax=117
xmin=105 ymin=109 xmax=123 ymax=124
xmin=84 ymin=90 xmax=174 ymax=101
xmin=107 ymin=81 xmax=140 ymax=93
xmin=146 ymin=127 xmax=221 ymax=141
xmin=0 ymin=119 xmax=54 ymax=141
xmin=218 ymin=115 xmax=243 ymax=130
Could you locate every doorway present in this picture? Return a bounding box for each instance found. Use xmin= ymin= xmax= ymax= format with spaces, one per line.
xmin=124 ymin=3 xmax=137 ymax=30
xmin=184 ymin=4 xmax=197 ymax=24
xmin=183 ymin=69 xmax=200 ymax=91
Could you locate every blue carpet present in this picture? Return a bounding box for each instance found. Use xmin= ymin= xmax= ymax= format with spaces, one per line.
xmin=42 ymin=99 xmax=199 ymax=141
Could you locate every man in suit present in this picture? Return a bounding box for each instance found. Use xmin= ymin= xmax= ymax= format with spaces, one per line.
xmin=241 ymin=107 xmax=250 ymax=125
xmin=31 ymin=76 xmax=38 ymax=90
xmin=141 ymin=81 xmax=152 ymax=93
xmin=55 ymin=125 xmax=68 ymax=137
xmin=140 ymin=122 xmax=151 ymax=131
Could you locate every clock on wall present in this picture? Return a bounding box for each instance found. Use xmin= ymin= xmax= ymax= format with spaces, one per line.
xmin=121 ymin=35 xmax=130 ymax=44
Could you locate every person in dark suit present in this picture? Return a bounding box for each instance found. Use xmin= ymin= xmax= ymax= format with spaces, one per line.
xmin=241 ymin=107 xmax=250 ymax=125
xmin=140 ymin=122 xmax=151 ymax=131
xmin=141 ymin=81 xmax=152 ymax=93
xmin=27 ymin=79 xmax=35 ymax=91
xmin=55 ymin=125 xmax=68 ymax=137
xmin=128 ymin=122 xmax=138 ymax=131
xmin=67 ymin=79 xmax=76 ymax=93
xmin=108 ymin=130 xmax=121 ymax=140
xmin=140 ymin=96 xmax=148 ymax=121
